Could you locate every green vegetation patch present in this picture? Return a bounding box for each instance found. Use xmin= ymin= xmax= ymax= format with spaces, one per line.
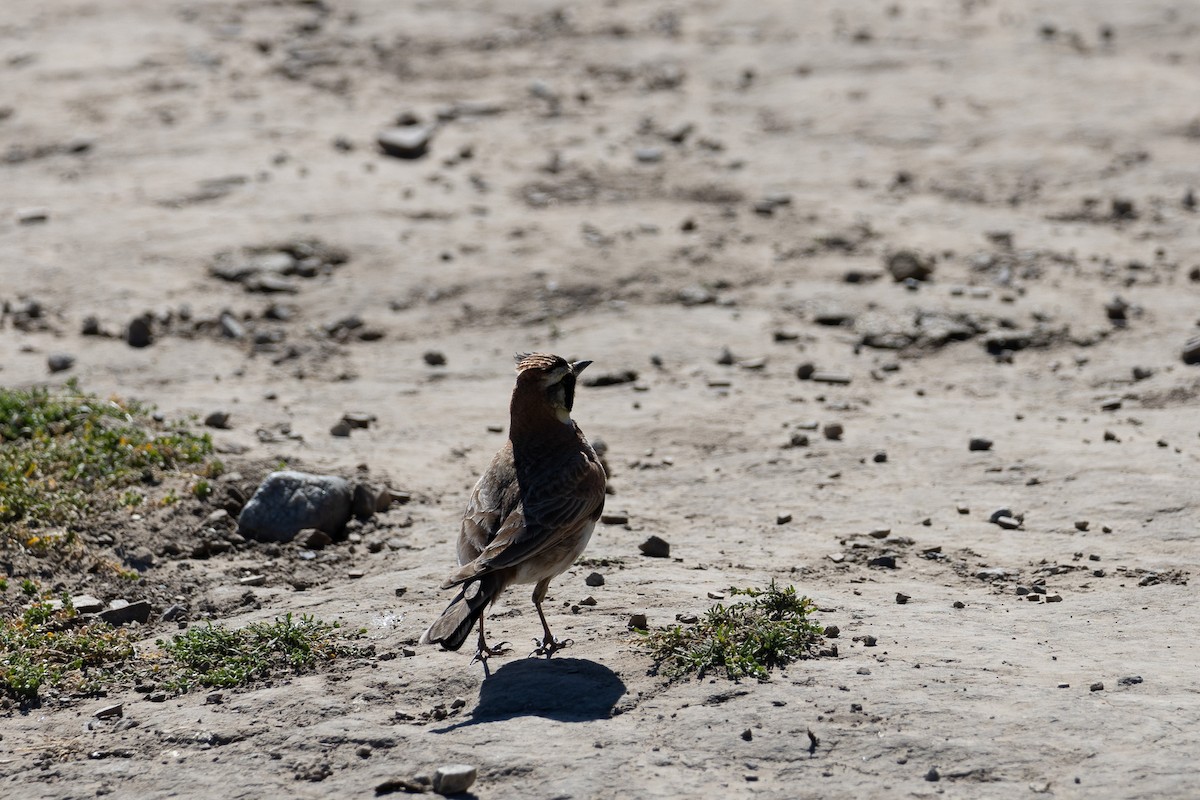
xmin=0 ymin=380 xmax=214 ymax=539
xmin=638 ymin=581 xmax=825 ymax=681
xmin=0 ymin=594 xmax=136 ymax=701
xmin=158 ymin=614 xmax=353 ymax=692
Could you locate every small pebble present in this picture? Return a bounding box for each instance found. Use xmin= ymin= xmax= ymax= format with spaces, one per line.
xmin=776 ymin=513 xmax=792 ymax=525
xmin=95 ymin=703 xmax=123 ymax=719
xmin=431 ymin=764 xmax=476 ymax=796
xmin=968 ymin=437 xmax=993 ymax=451
xmin=639 ymin=535 xmax=670 ymax=558
xmin=1090 ymin=682 xmax=1104 ymax=692
xmin=126 ymin=317 xmax=154 ymax=348
xmin=1118 ymin=675 xmax=1143 ymax=686
xmin=330 ymin=420 xmax=352 ymax=437
xmin=822 ymin=422 xmax=844 ymax=441
xmin=47 ymin=353 xmax=75 ymax=373
xmin=628 ymin=613 xmax=648 ymax=629
xmin=423 ymin=350 xmax=447 ymax=366
xmin=204 ymin=411 xmax=231 ymax=429
xmin=1075 ymin=520 xmax=1090 ymax=531
xmin=741 ymin=729 xmax=753 ymax=741
xmin=601 ymin=511 xmax=630 ymax=525
xmin=895 ymin=592 xmax=910 ymax=605
xmin=585 ymin=572 xmax=605 ymax=587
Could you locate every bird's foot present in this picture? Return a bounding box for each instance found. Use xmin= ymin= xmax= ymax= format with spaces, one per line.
xmin=530 ymin=635 xmax=573 ymax=658
xmin=471 ymin=641 xmax=511 ymax=664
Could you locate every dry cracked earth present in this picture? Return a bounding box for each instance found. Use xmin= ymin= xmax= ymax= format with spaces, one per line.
xmin=2 ymin=0 xmax=1200 ymax=798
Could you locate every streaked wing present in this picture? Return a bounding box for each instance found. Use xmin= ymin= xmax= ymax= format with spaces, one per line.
xmin=446 ymin=454 xmax=605 ymax=585
xmin=478 ymin=455 xmax=605 ymax=570
xmin=456 ymin=443 xmax=519 ymax=565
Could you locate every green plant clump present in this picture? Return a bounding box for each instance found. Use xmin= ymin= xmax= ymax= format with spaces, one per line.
xmin=158 ymin=614 xmax=350 ymax=691
xmin=639 ymin=580 xmax=825 ymax=681
xmin=0 ymin=380 xmax=213 ymax=537
xmin=0 ymin=594 xmax=135 ymax=700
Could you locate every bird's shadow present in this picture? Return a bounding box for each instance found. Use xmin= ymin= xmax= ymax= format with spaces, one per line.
xmin=432 ymin=657 xmax=625 ymax=733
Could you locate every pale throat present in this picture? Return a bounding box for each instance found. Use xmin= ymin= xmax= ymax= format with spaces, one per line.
xmin=555 ymin=407 xmax=572 ymax=424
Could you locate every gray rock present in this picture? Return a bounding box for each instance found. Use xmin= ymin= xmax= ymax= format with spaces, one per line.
xmin=1118 ymin=675 xmax=1143 ymax=686
xmin=628 ymin=613 xmax=649 ymax=629
xmin=886 ymin=250 xmax=934 ymax=282
xmin=423 ymin=350 xmax=447 ymax=366
xmin=432 ymin=764 xmax=476 ymax=795
xmin=237 ymin=471 xmax=352 ymax=542
xmin=99 ymin=600 xmax=152 ymax=626
xmin=47 ymin=353 xmax=75 ymax=373
xmin=330 ymin=420 xmax=352 ymax=437
xmin=968 ymin=437 xmax=993 ymax=451
xmin=161 ymin=604 xmax=187 ymax=622
xmin=81 ymin=315 xmax=102 ymax=336
xmin=16 ymin=207 xmax=49 ymax=224
xmin=976 ymin=567 xmax=1018 ymax=581
xmin=585 ymin=572 xmax=605 ymax=587
xmin=635 ymin=146 xmax=664 ymax=163
xmin=219 ymin=312 xmax=245 ymax=339
xmin=126 ymin=316 xmax=153 ymax=348
xmin=823 ymin=422 xmax=844 ymax=441
xmin=95 ymin=703 xmax=123 ymax=719
xmin=378 ymin=125 xmax=434 ymax=159
xmin=639 ymin=535 xmax=670 ymax=558
xmin=71 ymin=594 xmax=104 ymax=614
xmin=601 ymin=511 xmax=630 ymax=525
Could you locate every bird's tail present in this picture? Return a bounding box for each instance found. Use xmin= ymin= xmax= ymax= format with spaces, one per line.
xmin=420 ymin=574 xmax=502 ymax=651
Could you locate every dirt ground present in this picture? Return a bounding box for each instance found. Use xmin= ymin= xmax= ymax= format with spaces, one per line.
xmin=3 ymin=0 xmax=1200 ymax=797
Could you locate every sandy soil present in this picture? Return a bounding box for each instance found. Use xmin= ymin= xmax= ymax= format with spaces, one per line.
xmin=3 ymin=0 xmax=1200 ymax=797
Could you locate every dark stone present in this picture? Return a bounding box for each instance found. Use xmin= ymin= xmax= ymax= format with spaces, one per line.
xmin=126 ymin=316 xmax=153 ymax=348
xmin=237 ymin=471 xmax=352 ymax=542
xmin=601 ymin=511 xmax=630 ymax=525
xmin=968 ymin=437 xmax=993 ymax=451
xmin=868 ymin=555 xmax=897 ymax=569
xmin=47 ymin=353 xmax=75 ymax=373
xmin=886 ymin=250 xmax=934 ymax=282
xmin=204 ymin=411 xmax=231 ymax=429
xmin=639 ymin=535 xmax=670 ymax=558
xmin=585 ymin=572 xmax=605 ymax=587
xmin=583 ymin=370 xmax=639 ymax=387
xmin=352 ymin=482 xmax=383 ymax=520
xmin=1182 ymin=335 xmax=1200 ymax=365
xmin=99 ymin=600 xmax=152 ymax=626
xmin=297 ymin=528 xmax=333 ymax=549
xmin=422 ymin=350 xmax=447 ymax=366
xmin=1118 ymin=675 xmax=1143 ymax=686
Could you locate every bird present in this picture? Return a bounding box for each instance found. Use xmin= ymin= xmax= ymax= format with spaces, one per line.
xmin=421 ymin=352 xmax=607 ymax=660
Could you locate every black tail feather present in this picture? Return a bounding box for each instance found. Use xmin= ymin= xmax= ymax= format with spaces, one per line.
xmin=421 ymin=574 xmax=502 ymax=651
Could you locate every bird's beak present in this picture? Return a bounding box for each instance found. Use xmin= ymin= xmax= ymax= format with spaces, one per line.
xmin=571 ymin=360 xmax=593 ymax=375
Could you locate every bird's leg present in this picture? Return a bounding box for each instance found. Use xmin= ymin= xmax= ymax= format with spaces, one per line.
xmin=471 ymin=616 xmax=510 ymax=664
xmin=530 ymin=577 xmax=572 ymax=657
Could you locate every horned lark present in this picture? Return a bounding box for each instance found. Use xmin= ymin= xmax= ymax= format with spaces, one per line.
xmin=421 ymin=352 xmax=607 ymax=659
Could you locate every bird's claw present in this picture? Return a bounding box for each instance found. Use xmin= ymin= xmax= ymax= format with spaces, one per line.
xmin=471 ymin=641 xmax=511 ymax=664
xmin=529 ymin=636 xmax=573 ymax=658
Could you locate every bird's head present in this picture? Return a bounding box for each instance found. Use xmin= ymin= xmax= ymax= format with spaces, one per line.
xmin=513 ymin=352 xmax=592 ymax=424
